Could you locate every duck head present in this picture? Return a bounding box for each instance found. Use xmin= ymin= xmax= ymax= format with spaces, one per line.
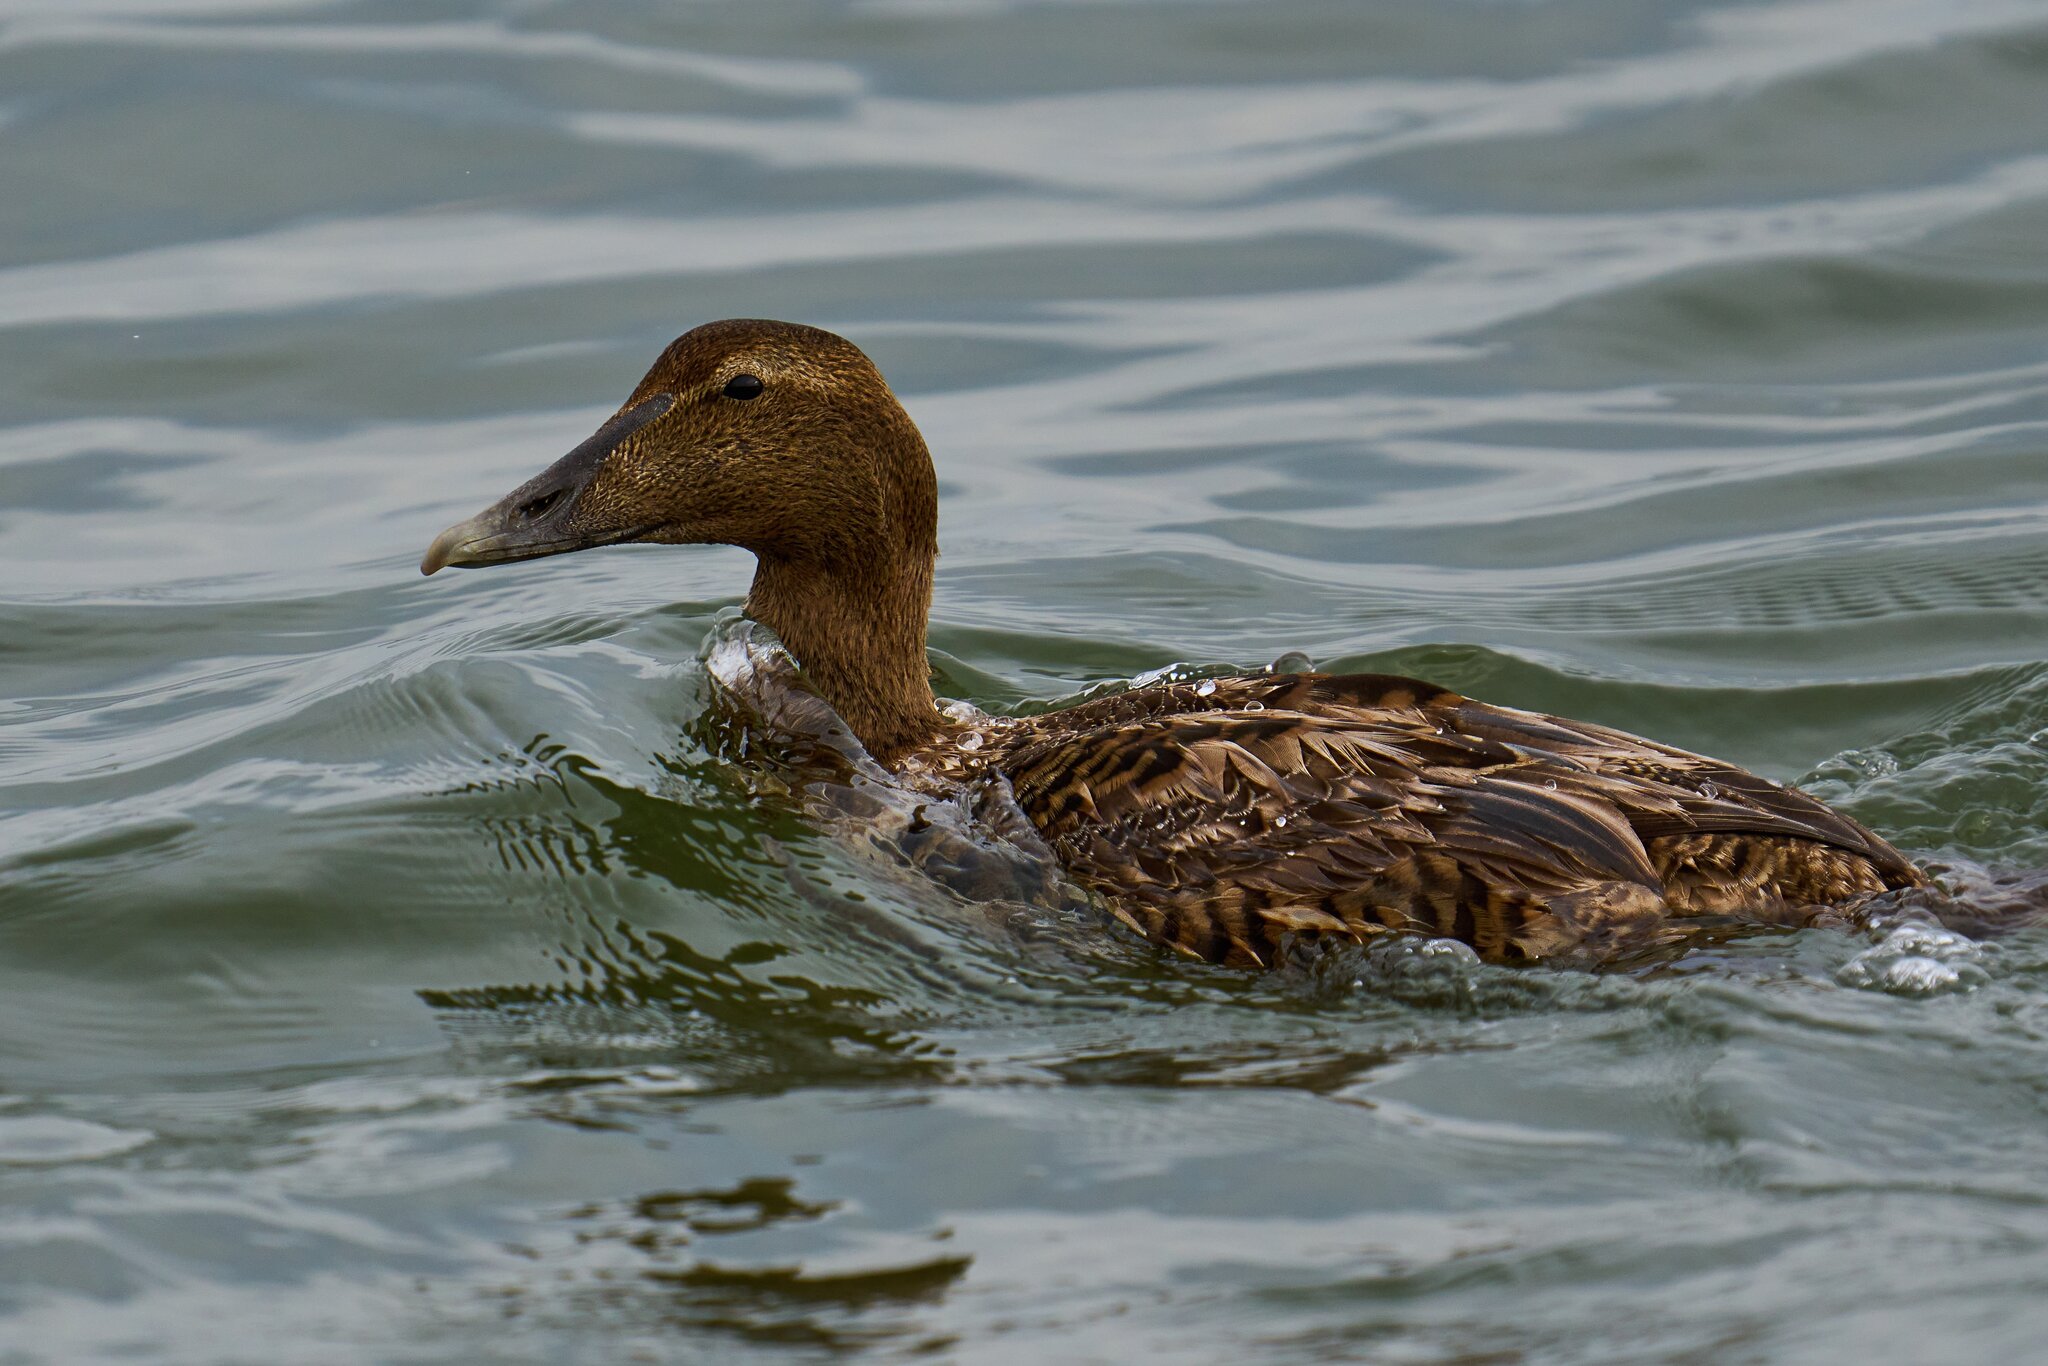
xmin=422 ymin=318 xmax=944 ymax=763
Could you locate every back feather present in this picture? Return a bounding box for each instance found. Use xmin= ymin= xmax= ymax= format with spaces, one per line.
xmin=991 ymin=672 xmax=1921 ymax=965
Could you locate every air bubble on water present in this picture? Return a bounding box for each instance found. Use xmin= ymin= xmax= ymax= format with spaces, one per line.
xmin=1837 ymin=920 xmax=1992 ymax=996
xmin=1881 ymin=956 xmax=1961 ymax=993
xmin=1839 ymin=747 xmax=1903 ymax=777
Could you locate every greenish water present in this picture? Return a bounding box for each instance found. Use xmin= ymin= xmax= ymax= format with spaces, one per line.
xmin=6 ymin=0 xmax=2048 ymax=1360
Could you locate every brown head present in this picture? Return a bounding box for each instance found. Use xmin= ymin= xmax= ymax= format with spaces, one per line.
xmin=421 ymin=319 xmax=943 ymax=763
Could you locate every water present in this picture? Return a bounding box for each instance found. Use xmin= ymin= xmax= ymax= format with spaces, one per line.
xmin=5 ymin=0 xmax=2048 ymax=1359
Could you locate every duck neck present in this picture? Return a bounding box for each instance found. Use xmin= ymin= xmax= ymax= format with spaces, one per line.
xmin=745 ymin=547 xmax=942 ymax=767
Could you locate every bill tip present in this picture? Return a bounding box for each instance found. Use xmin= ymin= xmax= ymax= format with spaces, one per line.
xmin=420 ymin=524 xmax=465 ymax=577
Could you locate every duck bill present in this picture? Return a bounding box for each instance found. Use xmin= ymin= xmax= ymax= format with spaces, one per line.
xmin=420 ymin=394 xmax=674 ymax=575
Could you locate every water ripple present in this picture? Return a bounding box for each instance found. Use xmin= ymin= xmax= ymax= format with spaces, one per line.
xmin=4 ymin=0 xmax=2048 ymax=1359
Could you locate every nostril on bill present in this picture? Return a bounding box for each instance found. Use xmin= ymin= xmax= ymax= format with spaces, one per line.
xmin=516 ymin=488 xmax=566 ymax=521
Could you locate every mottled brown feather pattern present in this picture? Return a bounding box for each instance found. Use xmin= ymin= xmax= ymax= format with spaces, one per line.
xmin=426 ymin=320 xmax=1928 ymax=970
xmin=964 ymin=672 xmax=1924 ymax=965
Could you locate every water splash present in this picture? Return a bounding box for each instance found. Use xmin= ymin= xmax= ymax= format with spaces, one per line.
xmin=698 ymin=611 xmax=1078 ymax=917
xmin=1836 ymin=915 xmax=1994 ymax=997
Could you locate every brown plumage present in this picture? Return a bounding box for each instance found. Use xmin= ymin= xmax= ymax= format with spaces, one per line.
xmin=422 ymin=319 xmax=1926 ymax=968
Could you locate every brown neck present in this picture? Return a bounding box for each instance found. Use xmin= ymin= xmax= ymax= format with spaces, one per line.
xmin=744 ymin=544 xmax=942 ymax=767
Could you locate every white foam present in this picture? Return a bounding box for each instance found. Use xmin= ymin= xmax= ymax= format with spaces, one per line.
xmin=1836 ymin=918 xmax=1993 ymax=996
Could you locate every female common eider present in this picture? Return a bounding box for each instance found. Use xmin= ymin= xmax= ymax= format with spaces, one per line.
xmin=421 ymin=319 xmax=1924 ymax=968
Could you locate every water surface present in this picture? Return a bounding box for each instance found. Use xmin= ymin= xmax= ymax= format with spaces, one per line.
xmin=6 ymin=0 xmax=2048 ymax=1360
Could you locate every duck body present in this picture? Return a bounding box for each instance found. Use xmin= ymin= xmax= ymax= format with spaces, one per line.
xmin=908 ymin=670 xmax=1920 ymax=967
xmin=421 ymin=318 xmax=1925 ymax=969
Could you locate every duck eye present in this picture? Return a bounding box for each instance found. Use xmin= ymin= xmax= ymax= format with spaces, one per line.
xmin=722 ymin=374 xmax=764 ymax=401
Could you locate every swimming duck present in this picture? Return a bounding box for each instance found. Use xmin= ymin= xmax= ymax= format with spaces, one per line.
xmin=422 ymin=319 xmax=1924 ymax=967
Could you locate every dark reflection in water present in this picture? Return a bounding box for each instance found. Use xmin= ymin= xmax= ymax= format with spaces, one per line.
xmin=498 ymin=1176 xmax=969 ymax=1355
xmin=427 ymin=922 xmax=950 ymax=1098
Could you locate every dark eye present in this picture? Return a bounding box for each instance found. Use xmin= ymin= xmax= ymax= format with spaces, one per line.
xmin=722 ymin=374 xmax=764 ymax=401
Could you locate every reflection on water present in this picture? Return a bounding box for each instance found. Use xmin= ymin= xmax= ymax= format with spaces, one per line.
xmin=4 ymin=0 xmax=2048 ymax=1360
xmin=539 ymin=1177 xmax=968 ymax=1356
